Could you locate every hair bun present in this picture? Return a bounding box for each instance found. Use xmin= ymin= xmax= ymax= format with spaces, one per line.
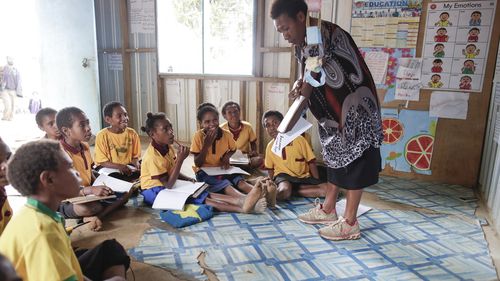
xmin=140 ymin=126 xmax=147 ymax=132
xmin=146 ymin=112 xmax=153 ymax=118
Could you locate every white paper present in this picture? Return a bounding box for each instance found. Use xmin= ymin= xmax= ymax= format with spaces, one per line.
xmin=93 ymin=174 xmax=134 ymax=193
xmin=201 ymin=166 xmax=250 ymax=176
xmin=335 ymin=199 xmax=372 ymax=218
xmin=130 ymin=0 xmax=155 ymax=34
xmin=429 ymin=91 xmax=469 ymax=120
xmin=108 ymin=54 xmax=123 ymax=71
xmin=98 ymin=165 xmax=137 ymax=176
xmin=397 ymin=58 xmax=423 ymax=80
xmin=278 ymin=95 xmax=306 ymax=133
xmin=152 ymin=180 xmax=206 ymax=211
xmin=273 ymin=117 xmax=313 ymax=157
xmin=165 ymin=79 xmax=181 ymax=104
xmin=395 ymin=80 xmax=422 ymax=101
xmin=229 ymin=150 xmax=250 ymax=165
xmin=364 ymin=51 xmax=389 ymax=84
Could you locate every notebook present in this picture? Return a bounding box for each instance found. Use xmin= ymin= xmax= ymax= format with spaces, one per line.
xmin=152 ymin=180 xmax=207 ymax=211
xmin=93 ymin=173 xmax=134 ymax=193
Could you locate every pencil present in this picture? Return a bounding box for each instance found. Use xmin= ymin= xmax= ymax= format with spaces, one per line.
xmin=174 ymin=140 xmax=182 ymax=146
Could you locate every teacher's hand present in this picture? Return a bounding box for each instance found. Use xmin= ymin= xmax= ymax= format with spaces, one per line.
xmin=289 ymin=79 xmax=303 ymax=100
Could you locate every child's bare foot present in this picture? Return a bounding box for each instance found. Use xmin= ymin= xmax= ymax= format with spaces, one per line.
xmin=265 ymin=180 xmax=277 ymax=208
xmin=253 ymin=198 xmax=267 ymax=213
xmin=84 ymin=216 xmax=103 ymax=232
xmin=242 ymin=180 xmax=263 ymax=213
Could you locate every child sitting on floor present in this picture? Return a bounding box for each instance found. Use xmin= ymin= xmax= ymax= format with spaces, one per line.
xmin=191 ymin=103 xmax=266 ymax=213
xmin=220 ymin=101 xmax=264 ymax=168
xmin=0 ymin=140 xmax=129 ymax=281
xmin=0 ymin=137 xmax=13 ymax=235
xmin=94 ymin=101 xmax=141 ymax=181
xmin=139 ymin=112 xmax=196 ymax=205
xmin=35 ymin=107 xmax=61 ymax=140
xmin=56 ymin=107 xmax=130 ymax=231
xmin=263 ymin=110 xmax=327 ymax=202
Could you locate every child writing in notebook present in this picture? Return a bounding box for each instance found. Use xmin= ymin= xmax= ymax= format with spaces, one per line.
xmin=94 ymin=101 xmax=141 ymax=181
xmin=0 ymin=137 xmax=13 ymax=235
xmin=191 ymin=103 xmax=266 ymax=213
xmin=220 ymin=101 xmax=263 ymax=168
xmin=263 ymin=110 xmax=328 ymax=203
xmin=139 ymin=112 xmax=195 ymax=205
xmin=57 ymin=107 xmax=129 ymax=231
xmin=35 ymin=107 xmax=61 ymax=140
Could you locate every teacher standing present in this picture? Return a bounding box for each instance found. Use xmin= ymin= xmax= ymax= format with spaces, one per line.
xmin=270 ymin=0 xmax=383 ymax=240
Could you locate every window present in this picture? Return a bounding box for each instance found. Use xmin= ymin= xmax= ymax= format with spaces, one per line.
xmin=157 ymin=0 xmax=255 ymax=75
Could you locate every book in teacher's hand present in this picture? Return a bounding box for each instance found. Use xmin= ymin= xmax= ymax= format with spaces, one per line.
xmin=152 ymin=180 xmax=208 ymax=211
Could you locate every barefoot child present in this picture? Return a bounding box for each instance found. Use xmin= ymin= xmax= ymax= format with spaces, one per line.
xmin=139 ymin=112 xmax=196 ymax=205
xmin=0 ymin=137 xmax=13 ymax=235
xmin=94 ymin=101 xmax=141 ymax=181
xmin=56 ymin=107 xmax=129 ymax=231
xmin=0 ymin=140 xmax=129 ymax=281
xmin=263 ymin=110 xmax=327 ymax=202
xmin=35 ymin=107 xmax=61 ymax=140
xmin=191 ymin=103 xmax=266 ymax=213
xmin=220 ymin=101 xmax=263 ymax=169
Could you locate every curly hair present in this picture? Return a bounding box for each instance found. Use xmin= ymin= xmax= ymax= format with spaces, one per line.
xmin=141 ymin=112 xmax=169 ymax=136
xmin=7 ymin=140 xmax=62 ymax=196
xmin=35 ymin=107 xmax=57 ymax=127
xmin=56 ymin=107 xmax=85 ymax=132
xmin=262 ymin=110 xmax=284 ymax=127
xmin=270 ymin=0 xmax=308 ymax=20
xmin=221 ymin=101 xmax=240 ymax=115
xmin=103 ymin=101 xmax=124 ymax=118
xmin=196 ymin=102 xmax=219 ymax=122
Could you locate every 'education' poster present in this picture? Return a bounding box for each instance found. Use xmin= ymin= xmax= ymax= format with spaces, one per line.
xmin=421 ymin=0 xmax=496 ymax=92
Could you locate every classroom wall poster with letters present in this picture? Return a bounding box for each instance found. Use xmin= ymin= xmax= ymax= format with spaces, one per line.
xmin=421 ymin=0 xmax=496 ymax=92
xmin=351 ymin=0 xmax=423 ymax=48
xmin=381 ymin=109 xmax=438 ymax=175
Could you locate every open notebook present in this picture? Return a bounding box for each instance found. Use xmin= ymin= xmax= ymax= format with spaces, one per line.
xmin=93 ymin=173 xmax=134 ymax=193
xmin=97 ymin=165 xmax=137 ymax=176
xmin=229 ymin=150 xmax=250 ymax=165
xmin=152 ymin=180 xmax=207 ymax=211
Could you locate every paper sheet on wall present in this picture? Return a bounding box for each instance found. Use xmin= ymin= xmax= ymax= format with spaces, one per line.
xmin=272 ymin=117 xmax=312 ymax=157
xmin=108 ymin=54 xmax=123 ymax=71
xmin=396 ymin=58 xmax=423 ymax=80
xmin=165 ymin=79 xmax=181 ymax=104
xmin=265 ymin=83 xmax=287 ymax=112
xmin=364 ymin=51 xmax=389 ymax=84
xmin=429 ymin=91 xmax=469 ymax=120
xmin=395 ymin=80 xmax=421 ymax=101
xmin=130 ymin=0 xmax=155 ymax=34
xmin=205 ymin=80 xmax=221 ymax=107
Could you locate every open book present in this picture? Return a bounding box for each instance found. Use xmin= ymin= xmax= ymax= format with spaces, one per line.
xmin=93 ymin=173 xmax=134 ymax=193
xmin=201 ymin=166 xmax=250 ymax=176
xmin=62 ymin=194 xmax=117 ymax=204
xmin=152 ymin=180 xmax=207 ymax=211
xmin=229 ymin=150 xmax=250 ymax=165
xmin=97 ymin=165 xmax=137 ymax=176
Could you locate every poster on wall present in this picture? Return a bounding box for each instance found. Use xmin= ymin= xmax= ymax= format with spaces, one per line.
xmin=421 ymin=0 xmax=496 ymax=92
xmin=381 ymin=109 xmax=437 ymax=175
xmin=351 ymin=0 xmax=423 ymax=48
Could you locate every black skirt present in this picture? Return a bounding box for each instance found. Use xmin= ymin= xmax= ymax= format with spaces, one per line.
xmin=326 ymin=146 xmax=381 ymax=189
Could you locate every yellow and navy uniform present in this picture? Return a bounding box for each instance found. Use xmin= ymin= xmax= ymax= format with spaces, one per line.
xmin=94 ymin=127 xmax=141 ymax=166
xmin=220 ymin=121 xmax=257 ymax=153
xmin=140 ymin=141 xmax=176 ymax=190
xmin=0 ymin=198 xmax=84 ymax=281
xmin=190 ymin=128 xmax=236 ymax=172
xmin=265 ymin=135 xmax=316 ymax=178
xmin=61 ymin=140 xmax=93 ymax=186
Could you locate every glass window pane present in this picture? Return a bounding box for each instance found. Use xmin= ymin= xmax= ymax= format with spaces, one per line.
xmin=157 ymin=0 xmax=202 ymax=73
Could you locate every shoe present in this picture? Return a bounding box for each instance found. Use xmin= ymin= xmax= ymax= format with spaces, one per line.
xmin=319 ymin=216 xmax=361 ymax=241
xmin=298 ymin=198 xmax=338 ymax=224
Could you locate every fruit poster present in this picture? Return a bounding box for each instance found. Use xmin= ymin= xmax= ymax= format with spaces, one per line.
xmin=381 ymin=109 xmax=438 ymax=175
xmin=359 ymin=48 xmax=416 ymax=103
xmin=421 ymin=0 xmax=497 ymax=92
xmin=351 ymin=0 xmax=423 ymax=48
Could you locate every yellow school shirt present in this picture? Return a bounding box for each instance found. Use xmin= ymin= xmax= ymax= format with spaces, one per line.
xmin=94 ymin=127 xmax=141 ymax=165
xmin=61 ymin=141 xmax=93 ymax=186
xmin=265 ymin=135 xmax=316 ymax=178
xmin=140 ymin=142 xmax=176 ymax=190
xmin=0 ymin=198 xmax=84 ymax=281
xmin=190 ymin=128 xmax=236 ymax=172
xmin=220 ymin=121 xmax=257 ymax=153
xmin=0 ymin=195 xmax=12 ymax=235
